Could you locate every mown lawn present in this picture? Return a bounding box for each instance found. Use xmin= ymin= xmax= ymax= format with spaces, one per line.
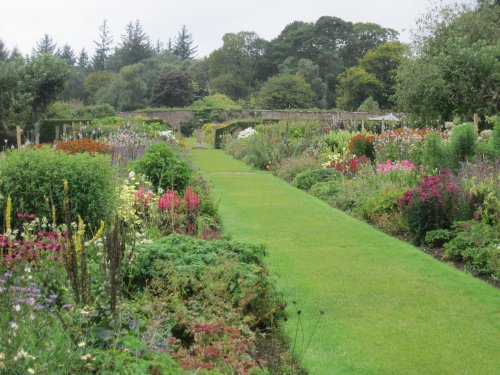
xmin=190 ymin=148 xmax=500 ymax=375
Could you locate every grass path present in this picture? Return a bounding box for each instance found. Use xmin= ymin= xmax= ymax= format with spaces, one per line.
xmin=190 ymin=148 xmax=500 ymax=375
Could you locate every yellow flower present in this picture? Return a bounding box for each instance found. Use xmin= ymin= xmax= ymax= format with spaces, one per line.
xmin=28 ymin=369 xmax=35 ymax=374
xmin=90 ymin=220 xmax=105 ymax=242
xmin=5 ymin=195 xmax=12 ymax=232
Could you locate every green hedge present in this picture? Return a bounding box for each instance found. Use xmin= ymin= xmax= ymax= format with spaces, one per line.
xmin=39 ymin=119 xmax=90 ymax=143
xmin=0 ymin=146 xmax=116 ymax=232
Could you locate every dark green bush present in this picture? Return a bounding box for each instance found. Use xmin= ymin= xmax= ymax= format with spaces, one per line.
xmin=424 ymin=229 xmax=454 ymax=247
xmin=39 ymin=119 xmax=89 ymax=143
xmin=131 ymin=143 xmax=191 ymax=191
xmin=292 ymin=168 xmax=340 ymax=191
xmin=179 ymin=118 xmax=200 ymax=137
xmin=448 ymin=123 xmax=477 ymax=169
xmin=444 ymin=221 xmax=499 ymax=278
xmin=0 ymin=147 xmax=116 ymax=231
xmin=309 ymin=180 xmax=343 ymax=202
xmin=126 ymin=234 xmax=284 ymax=326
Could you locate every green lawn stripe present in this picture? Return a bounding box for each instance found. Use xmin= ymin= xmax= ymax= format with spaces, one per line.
xmin=191 ymin=148 xmax=500 ymax=375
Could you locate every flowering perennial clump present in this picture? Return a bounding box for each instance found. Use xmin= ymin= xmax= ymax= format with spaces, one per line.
xmin=376 ymin=160 xmax=415 ymax=174
xmin=398 ymin=170 xmax=469 ymax=244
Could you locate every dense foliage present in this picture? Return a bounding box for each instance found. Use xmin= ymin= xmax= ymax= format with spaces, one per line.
xmin=0 ymin=147 xmax=116 ymax=231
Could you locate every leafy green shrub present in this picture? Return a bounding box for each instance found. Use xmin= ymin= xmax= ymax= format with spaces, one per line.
xmin=131 ymin=143 xmax=191 ymax=191
xmin=424 ymin=229 xmax=454 ymax=247
xmin=309 ymin=180 xmax=343 ymax=202
xmin=448 ymin=123 xmax=477 ymax=169
xmin=321 ymin=131 xmax=355 ymax=153
xmin=179 ymin=118 xmax=200 ymax=137
xmin=0 ymin=147 xmax=116 ymax=231
xmin=493 ymin=120 xmax=500 ymax=152
xmin=419 ymin=131 xmax=450 ymax=170
xmin=292 ymin=168 xmax=340 ymax=191
xmin=360 ymin=187 xmax=406 ymax=222
xmin=444 ymin=221 xmax=499 ymax=278
xmin=273 ymin=155 xmax=319 ymax=182
xmin=127 ymin=234 xmax=284 ymax=326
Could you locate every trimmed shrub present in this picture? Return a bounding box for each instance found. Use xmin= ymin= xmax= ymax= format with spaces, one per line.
xmin=292 ymin=168 xmax=340 ymax=191
xmin=39 ymin=119 xmax=89 ymax=143
xmin=131 ymin=143 xmax=192 ymax=191
xmin=0 ymin=147 xmax=116 ymax=231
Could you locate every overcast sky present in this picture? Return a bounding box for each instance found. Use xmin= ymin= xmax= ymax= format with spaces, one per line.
xmin=1 ymin=0 xmax=472 ymax=58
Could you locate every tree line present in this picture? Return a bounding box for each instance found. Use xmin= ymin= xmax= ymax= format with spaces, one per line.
xmin=0 ymin=0 xmax=498 ymax=132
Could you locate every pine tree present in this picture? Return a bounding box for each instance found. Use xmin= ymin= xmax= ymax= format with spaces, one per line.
xmin=92 ymin=19 xmax=113 ymax=71
xmin=173 ymin=25 xmax=197 ymax=61
xmin=58 ymin=44 xmax=76 ymax=65
xmin=34 ymin=34 xmax=57 ymax=55
xmin=111 ymin=20 xmax=153 ymax=70
xmin=0 ymin=39 xmax=9 ymax=61
xmin=78 ymin=48 xmax=90 ymax=70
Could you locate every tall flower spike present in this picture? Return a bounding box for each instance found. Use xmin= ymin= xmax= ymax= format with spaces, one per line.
xmin=5 ymin=195 xmax=12 ymax=232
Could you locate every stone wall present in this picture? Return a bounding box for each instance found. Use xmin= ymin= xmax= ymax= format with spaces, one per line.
xmin=118 ymin=109 xmax=401 ymax=131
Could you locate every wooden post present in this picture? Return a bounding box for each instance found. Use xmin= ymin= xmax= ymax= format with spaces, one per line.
xmin=473 ymin=113 xmax=479 ymax=133
xmin=55 ymin=125 xmax=60 ymax=140
xmin=381 ymin=118 xmax=385 ymax=133
xmin=72 ymin=122 xmax=77 ymax=139
xmin=361 ymin=119 xmax=365 ymax=132
xmin=16 ymin=126 xmax=22 ymax=148
xmin=63 ymin=124 xmax=67 ymax=139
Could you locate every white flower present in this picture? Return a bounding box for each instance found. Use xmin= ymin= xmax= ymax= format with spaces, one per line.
xmin=28 ymin=369 xmax=35 ymax=374
xmin=24 ymin=267 xmax=31 ymax=273
xmin=128 ymin=171 xmax=136 ymax=179
xmin=14 ymin=305 xmax=21 ymax=312
xmin=9 ymin=321 xmax=18 ymax=330
xmin=13 ymin=348 xmax=35 ymax=362
xmin=78 ymin=341 xmax=86 ymax=348
xmin=237 ymin=127 xmax=257 ymax=140
xmin=80 ymin=354 xmax=93 ymax=361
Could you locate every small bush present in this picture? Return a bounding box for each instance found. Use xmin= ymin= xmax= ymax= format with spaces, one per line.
xmin=309 ymin=180 xmax=343 ymax=202
xmin=131 ymin=143 xmax=192 ymax=192
xmin=273 ymin=155 xmax=319 ymax=182
xmin=444 ymin=221 xmax=499 ymax=278
xmin=424 ymin=229 xmax=454 ymax=247
xmin=292 ymin=168 xmax=340 ymax=191
xmin=448 ymin=123 xmax=477 ymax=169
xmin=360 ymin=187 xmax=406 ymax=222
xmin=420 ymin=132 xmax=450 ymax=170
xmin=0 ymin=147 xmax=116 ymax=231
